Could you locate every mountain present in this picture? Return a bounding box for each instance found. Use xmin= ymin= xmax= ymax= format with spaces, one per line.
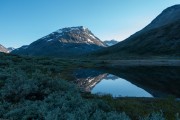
xmin=91 ymin=5 xmax=180 ymax=59
xmin=0 ymin=44 xmax=8 ymax=53
xmin=12 ymin=26 xmax=107 ymax=57
xmin=103 ymin=40 xmax=118 ymax=46
xmin=140 ymin=5 xmax=180 ymax=33
xmin=7 ymin=47 xmax=15 ymax=52
xmin=14 ymin=45 xmax=29 ymax=52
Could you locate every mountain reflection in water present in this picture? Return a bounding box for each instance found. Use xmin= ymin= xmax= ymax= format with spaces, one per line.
xmin=74 ymin=69 xmax=152 ymax=97
xmin=91 ymin=74 xmax=153 ymax=97
xmin=74 ymin=67 xmax=180 ymax=98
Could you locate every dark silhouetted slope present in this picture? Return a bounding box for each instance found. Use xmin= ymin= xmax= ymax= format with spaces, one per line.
xmin=91 ymin=5 xmax=180 ymax=59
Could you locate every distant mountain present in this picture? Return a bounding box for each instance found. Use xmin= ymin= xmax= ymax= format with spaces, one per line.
xmin=12 ymin=26 xmax=107 ymax=57
xmin=103 ymin=40 xmax=118 ymax=46
xmin=7 ymin=47 xmax=15 ymax=52
xmin=14 ymin=45 xmax=28 ymax=51
xmin=91 ymin=5 xmax=180 ymax=59
xmin=0 ymin=44 xmax=8 ymax=53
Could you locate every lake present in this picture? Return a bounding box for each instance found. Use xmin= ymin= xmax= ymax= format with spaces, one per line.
xmin=91 ymin=74 xmax=153 ymax=97
xmin=74 ymin=67 xmax=180 ymax=98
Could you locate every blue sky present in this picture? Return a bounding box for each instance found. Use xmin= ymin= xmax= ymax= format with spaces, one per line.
xmin=0 ymin=0 xmax=179 ymax=48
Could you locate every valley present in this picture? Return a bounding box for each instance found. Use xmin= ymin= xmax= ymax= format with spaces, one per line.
xmin=0 ymin=53 xmax=180 ymax=119
xmin=0 ymin=3 xmax=180 ymax=120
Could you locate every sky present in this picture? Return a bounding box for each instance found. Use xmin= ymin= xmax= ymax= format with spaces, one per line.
xmin=0 ymin=0 xmax=180 ymax=48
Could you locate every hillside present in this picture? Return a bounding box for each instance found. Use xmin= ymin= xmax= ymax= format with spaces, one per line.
xmin=90 ymin=5 xmax=180 ymax=59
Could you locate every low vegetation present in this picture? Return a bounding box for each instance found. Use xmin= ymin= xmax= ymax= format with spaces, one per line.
xmin=0 ymin=53 xmax=179 ymax=120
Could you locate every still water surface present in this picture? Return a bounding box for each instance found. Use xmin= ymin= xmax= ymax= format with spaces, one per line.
xmin=74 ymin=67 xmax=180 ymax=98
xmin=91 ymin=74 xmax=153 ymax=97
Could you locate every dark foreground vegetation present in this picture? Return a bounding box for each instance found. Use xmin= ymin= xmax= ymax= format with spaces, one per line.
xmin=0 ymin=53 xmax=180 ymax=120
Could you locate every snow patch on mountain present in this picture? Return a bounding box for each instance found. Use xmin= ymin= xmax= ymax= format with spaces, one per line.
xmin=47 ymin=39 xmax=53 ymax=42
xmin=87 ymin=39 xmax=94 ymax=44
xmin=89 ymin=34 xmax=96 ymax=39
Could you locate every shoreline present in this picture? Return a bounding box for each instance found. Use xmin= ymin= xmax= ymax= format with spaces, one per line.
xmin=94 ymin=60 xmax=180 ymax=67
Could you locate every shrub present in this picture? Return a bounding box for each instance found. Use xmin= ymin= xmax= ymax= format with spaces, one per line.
xmin=0 ymin=69 xmax=129 ymax=120
xmin=139 ymin=111 xmax=165 ymax=120
xmin=176 ymin=113 xmax=180 ymax=120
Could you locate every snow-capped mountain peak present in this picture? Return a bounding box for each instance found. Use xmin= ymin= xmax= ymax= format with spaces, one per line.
xmin=38 ymin=26 xmax=106 ymax=47
xmin=11 ymin=26 xmax=107 ymax=57
xmin=54 ymin=26 xmax=87 ymax=34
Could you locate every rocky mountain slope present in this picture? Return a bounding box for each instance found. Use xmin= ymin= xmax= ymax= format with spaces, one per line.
xmin=91 ymin=5 xmax=180 ymax=59
xmin=12 ymin=26 xmax=107 ymax=57
xmin=0 ymin=44 xmax=8 ymax=53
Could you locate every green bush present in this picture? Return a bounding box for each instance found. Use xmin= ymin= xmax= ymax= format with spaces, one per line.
xmin=0 ymin=68 xmax=130 ymax=120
